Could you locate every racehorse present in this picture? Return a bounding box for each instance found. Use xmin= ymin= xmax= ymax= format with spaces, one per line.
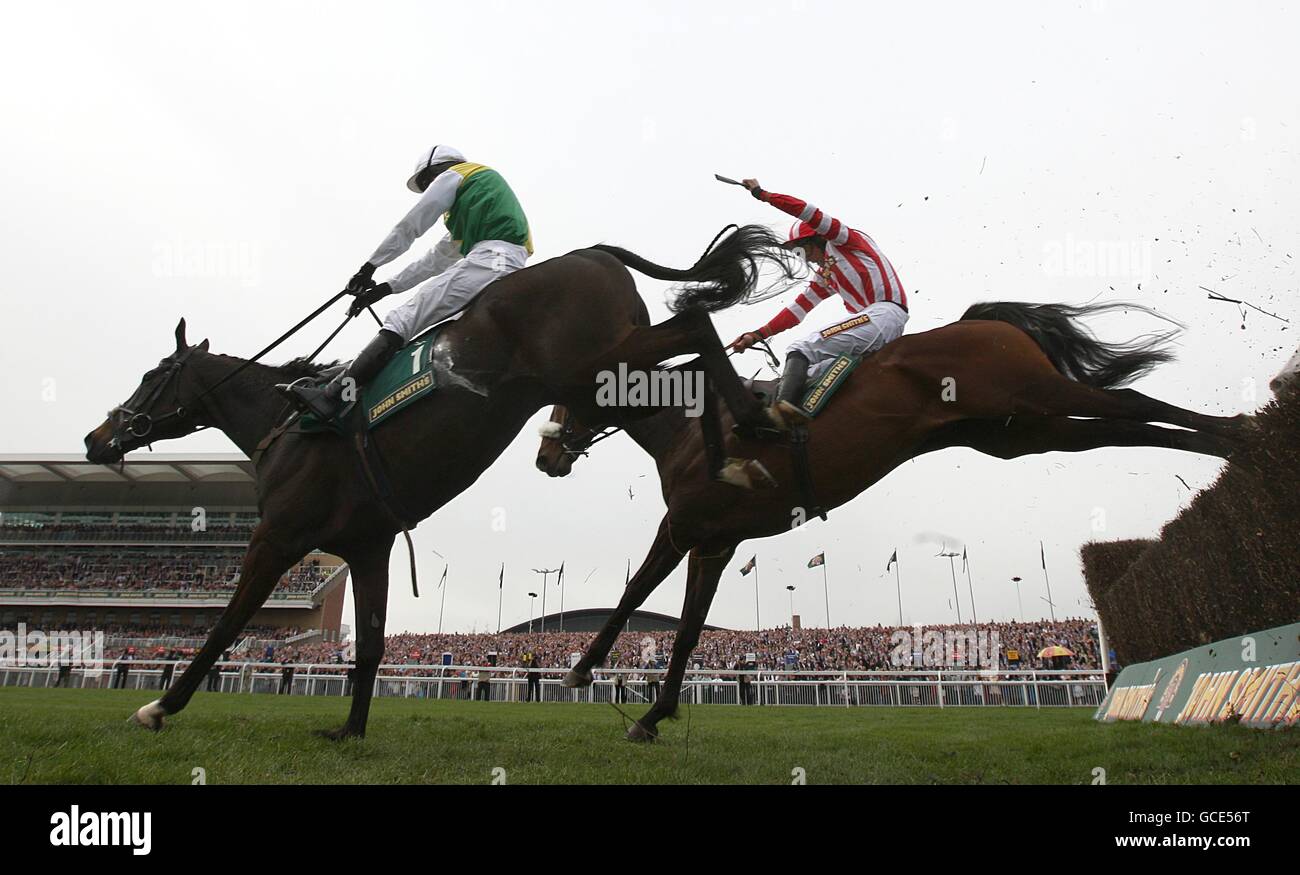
xmin=83 ymin=225 xmax=796 ymax=739
xmin=535 ymin=301 xmax=1254 ymax=741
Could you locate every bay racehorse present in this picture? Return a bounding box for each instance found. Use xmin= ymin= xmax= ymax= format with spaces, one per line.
xmin=535 ymin=301 xmax=1254 ymax=741
xmin=84 ymin=226 xmax=796 ymax=739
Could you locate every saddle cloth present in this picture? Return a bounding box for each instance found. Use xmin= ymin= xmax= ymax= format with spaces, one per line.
xmin=744 ymin=353 xmax=862 ymax=419
xmin=299 ymin=326 xmax=444 ymax=433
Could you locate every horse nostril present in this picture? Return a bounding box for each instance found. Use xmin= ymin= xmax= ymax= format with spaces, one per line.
xmin=535 ymin=457 xmax=549 ymax=472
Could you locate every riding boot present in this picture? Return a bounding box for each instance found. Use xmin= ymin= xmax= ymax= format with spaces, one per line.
xmin=277 ymin=329 xmax=404 ymax=421
xmin=769 ymin=352 xmax=812 ymax=430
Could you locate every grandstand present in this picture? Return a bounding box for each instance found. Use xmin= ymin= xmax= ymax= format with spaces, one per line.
xmin=0 ymin=453 xmax=348 ymax=652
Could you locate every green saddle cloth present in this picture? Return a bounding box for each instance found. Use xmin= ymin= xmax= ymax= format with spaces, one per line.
xmin=299 ymin=332 xmax=439 ymax=433
xmin=797 ymin=354 xmax=861 ymax=419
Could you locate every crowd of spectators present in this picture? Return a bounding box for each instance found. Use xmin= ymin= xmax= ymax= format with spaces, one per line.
xmin=0 ymin=546 xmax=330 ymax=594
xmin=241 ymin=618 xmax=1104 ymax=673
xmin=0 ymin=517 xmax=258 ymax=543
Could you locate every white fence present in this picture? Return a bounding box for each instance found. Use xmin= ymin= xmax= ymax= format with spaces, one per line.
xmin=1 ymin=661 xmax=1108 ymax=708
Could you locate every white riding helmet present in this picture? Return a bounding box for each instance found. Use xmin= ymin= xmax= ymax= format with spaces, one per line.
xmin=406 ymin=144 xmax=466 ymax=192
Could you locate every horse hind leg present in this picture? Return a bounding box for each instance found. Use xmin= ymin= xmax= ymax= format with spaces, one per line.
xmin=938 ymin=415 xmax=1237 ymax=460
xmin=134 ymin=531 xmax=301 ymax=730
xmin=1010 ymin=374 xmax=1248 ymax=438
xmin=318 ymin=543 xmax=392 ymax=740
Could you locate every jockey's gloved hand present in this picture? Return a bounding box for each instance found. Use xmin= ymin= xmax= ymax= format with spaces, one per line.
xmin=348 ymin=282 xmax=392 ymax=318
xmin=729 ymin=331 xmax=763 ymax=353
xmin=346 ymin=262 xmax=377 ymax=294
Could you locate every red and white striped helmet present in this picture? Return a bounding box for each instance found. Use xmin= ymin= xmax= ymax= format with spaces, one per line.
xmin=785 ymin=220 xmax=821 ymax=247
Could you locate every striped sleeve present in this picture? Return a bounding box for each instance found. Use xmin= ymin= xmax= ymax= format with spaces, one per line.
xmin=761 ymin=191 xmax=851 ymax=246
xmin=759 ymin=281 xmax=835 ymax=337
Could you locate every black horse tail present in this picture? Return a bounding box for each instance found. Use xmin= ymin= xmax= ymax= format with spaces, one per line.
xmin=960 ymin=301 xmax=1183 ymax=390
xmin=592 ymin=224 xmax=797 ymax=314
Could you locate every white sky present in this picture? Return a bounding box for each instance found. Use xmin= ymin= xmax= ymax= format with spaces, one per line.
xmin=1 ymin=1 xmax=1295 ymax=635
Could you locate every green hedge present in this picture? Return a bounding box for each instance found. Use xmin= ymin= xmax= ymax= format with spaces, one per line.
xmin=1081 ymin=389 xmax=1300 ymax=664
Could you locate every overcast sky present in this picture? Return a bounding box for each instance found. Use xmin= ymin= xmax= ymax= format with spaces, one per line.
xmin=1 ymin=1 xmax=1295 ymax=636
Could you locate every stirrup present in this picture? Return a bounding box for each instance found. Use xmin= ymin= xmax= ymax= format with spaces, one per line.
xmin=275 ymin=378 xmax=341 ymax=422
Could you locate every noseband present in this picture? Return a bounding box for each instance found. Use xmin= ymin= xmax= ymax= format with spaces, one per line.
xmin=109 ymin=345 xmax=205 ymax=452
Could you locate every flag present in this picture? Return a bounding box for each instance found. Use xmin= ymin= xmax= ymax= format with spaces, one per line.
xmin=496 ymin=564 xmax=502 ymax=589
xmin=439 ymin=566 xmax=448 ymax=589
xmin=557 ymin=562 xmax=564 ymax=584
xmin=807 ymin=553 xmax=825 ymax=568
xmin=1040 ymin=541 xmax=1046 ymax=569
xmin=740 ymin=556 xmax=756 ymax=576
xmin=962 ymin=546 xmax=967 ymax=573
xmin=886 ymin=550 xmax=897 ymax=571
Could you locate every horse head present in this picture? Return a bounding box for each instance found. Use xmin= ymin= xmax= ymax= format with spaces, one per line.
xmin=534 ymin=405 xmax=600 ymax=478
xmin=84 ymin=318 xmax=209 ymax=465
xmin=1270 ymin=344 xmax=1300 ymax=398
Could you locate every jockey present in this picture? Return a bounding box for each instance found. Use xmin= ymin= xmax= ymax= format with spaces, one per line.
xmin=280 ymin=144 xmax=533 ymax=421
xmin=728 ymin=178 xmax=908 ymax=429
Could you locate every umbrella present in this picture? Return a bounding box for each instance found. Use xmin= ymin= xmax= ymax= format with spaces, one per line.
xmin=1037 ymin=645 xmax=1074 ymax=658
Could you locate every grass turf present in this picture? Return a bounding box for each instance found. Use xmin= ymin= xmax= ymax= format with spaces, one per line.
xmin=1 ymin=688 xmax=1295 ymax=785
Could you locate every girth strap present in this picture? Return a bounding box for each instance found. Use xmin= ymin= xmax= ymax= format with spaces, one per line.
xmin=353 ymin=431 xmax=420 ymax=599
xmin=788 ymin=424 xmax=827 ymax=522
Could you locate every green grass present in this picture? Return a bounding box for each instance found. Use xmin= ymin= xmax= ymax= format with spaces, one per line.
xmin=1 ymin=688 xmax=1295 ymax=785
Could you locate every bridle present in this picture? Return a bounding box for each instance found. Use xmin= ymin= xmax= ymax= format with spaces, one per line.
xmin=108 ymin=344 xmax=208 ymax=454
xmin=551 ymin=414 xmax=622 ymax=458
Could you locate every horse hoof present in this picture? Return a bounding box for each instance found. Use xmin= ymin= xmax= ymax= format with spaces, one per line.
xmin=562 ymin=668 xmax=593 ymax=688
xmin=716 ymin=458 xmax=779 ymax=490
xmin=130 ymin=700 xmax=166 ymax=732
xmin=626 ymin=721 xmax=657 ymax=743
xmin=315 ymin=726 xmax=362 ymax=741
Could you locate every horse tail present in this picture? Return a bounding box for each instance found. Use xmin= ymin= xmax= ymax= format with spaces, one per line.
xmin=959 ymin=301 xmax=1183 ymax=390
xmin=592 ymin=224 xmax=797 ymax=314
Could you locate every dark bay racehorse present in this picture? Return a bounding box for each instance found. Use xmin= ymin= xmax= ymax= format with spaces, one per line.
xmin=84 ymin=226 xmax=793 ymax=739
xmin=536 ymin=301 xmax=1254 ymax=741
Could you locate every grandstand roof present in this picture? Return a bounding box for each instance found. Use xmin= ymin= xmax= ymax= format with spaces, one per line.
xmin=0 ymin=453 xmax=258 ymax=509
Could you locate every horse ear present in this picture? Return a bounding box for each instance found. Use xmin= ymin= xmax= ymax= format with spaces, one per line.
xmin=198 ymin=338 xmax=210 ymax=352
xmin=175 ymin=318 xmax=188 ymax=352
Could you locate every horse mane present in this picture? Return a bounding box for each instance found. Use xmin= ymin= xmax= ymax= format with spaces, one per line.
xmin=273 ymin=356 xmax=343 ymax=379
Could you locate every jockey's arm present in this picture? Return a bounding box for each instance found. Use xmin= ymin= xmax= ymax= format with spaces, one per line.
xmin=758 ymin=281 xmax=835 ymax=338
xmin=366 ymin=170 xmax=464 ymax=270
xmin=382 ymin=234 xmax=462 ymax=294
xmin=730 ymin=281 xmax=834 ymax=351
xmin=753 ymin=188 xmax=852 ymax=248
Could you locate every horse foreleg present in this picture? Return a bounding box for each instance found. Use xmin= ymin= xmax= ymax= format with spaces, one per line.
xmin=320 ymin=544 xmax=393 ymax=740
xmin=133 ymin=530 xmax=301 ymax=730
xmin=628 ymin=543 xmax=732 ymax=742
xmin=565 ymin=519 xmax=686 ymax=687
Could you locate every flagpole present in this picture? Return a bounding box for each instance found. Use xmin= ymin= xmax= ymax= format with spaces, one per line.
xmin=438 ymin=564 xmax=448 ymax=634
xmin=822 ymin=556 xmax=831 ymax=629
xmin=754 ymin=559 xmax=761 ymax=631
xmin=496 ymin=563 xmax=503 ymax=634
xmin=1040 ymin=540 xmax=1056 ymax=621
xmin=558 ymin=563 xmax=565 ymax=632
xmin=964 ymin=550 xmax=978 ymax=625
xmin=894 ymin=552 xmax=903 ymax=626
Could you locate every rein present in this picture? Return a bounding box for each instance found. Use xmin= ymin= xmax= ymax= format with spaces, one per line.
xmin=111 ymin=291 xmax=375 ymax=452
